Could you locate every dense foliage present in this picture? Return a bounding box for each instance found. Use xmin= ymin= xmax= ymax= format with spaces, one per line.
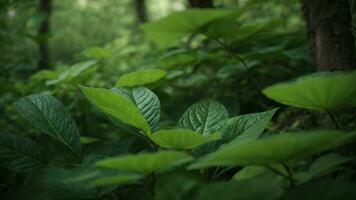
xmin=1 ymin=1 xmax=356 ymax=200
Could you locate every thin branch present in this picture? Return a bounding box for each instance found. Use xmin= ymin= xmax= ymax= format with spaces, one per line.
xmin=326 ymin=110 xmax=341 ymax=130
xmin=281 ymin=162 xmax=295 ymax=187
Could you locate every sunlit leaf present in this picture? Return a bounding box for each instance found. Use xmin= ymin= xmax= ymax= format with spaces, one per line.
xmin=95 ymin=150 xmax=193 ymax=175
xmin=189 ymin=130 xmax=355 ymax=169
xmin=263 ymin=71 xmax=356 ymax=111
xmin=112 ymin=87 xmax=160 ymax=131
xmin=14 ymin=94 xmax=81 ymax=155
xmin=80 ymin=86 xmax=151 ymax=135
xmin=116 ymin=69 xmax=167 ymax=87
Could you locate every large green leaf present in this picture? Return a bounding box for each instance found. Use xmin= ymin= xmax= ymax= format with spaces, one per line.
xmin=263 ymin=71 xmax=356 ymax=111
xmin=178 ymin=100 xmax=229 ymax=136
xmin=95 ymin=150 xmax=193 ymax=175
xmin=150 ymin=128 xmax=219 ymax=149
xmin=80 ymin=86 xmax=151 ymax=135
xmin=112 ymin=87 xmax=160 ymax=131
xmin=116 ymin=69 xmax=167 ymax=87
xmin=0 ymin=133 xmax=48 ymax=172
xmin=140 ymin=9 xmax=237 ymax=45
xmin=14 ymin=94 xmax=81 ymax=154
xmin=189 ymin=130 xmax=355 ymax=169
xmin=215 ymin=108 xmax=278 ymax=142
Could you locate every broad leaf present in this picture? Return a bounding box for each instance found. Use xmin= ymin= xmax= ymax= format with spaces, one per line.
xmin=14 ymin=94 xmax=81 ymax=154
xmin=116 ymin=69 xmax=167 ymax=87
xmin=263 ymin=71 xmax=356 ymax=111
xmin=189 ymin=130 xmax=355 ymax=169
xmin=215 ymin=108 xmax=278 ymax=142
xmin=150 ymin=128 xmax=219 ymax=149
xmin=141 ymin=9 xmax=237 ymax=45
xmin=178 ymin=100 xmax=229 ymax=136
xmin=80 ymin=86 xmax=151 ymax=135
xmin=95 ymin=150 xmax=193 ymax=175
xmin=112 ymin=87 xmax=160 ymax=131
xmin=0 ymin=133 xmax=48 ymax=172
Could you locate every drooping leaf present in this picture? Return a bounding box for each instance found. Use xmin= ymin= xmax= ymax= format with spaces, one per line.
xmin=116 ymin=69 xmax=167 ymax=87
xmin=112 ymin=87 xmax=160 ymax=131
xmin=150 ymin=128 xmax=219 ymax=149
xmin=95 ymin=150 xmax=193 ymax=175
xmin=140 ymin=9 xmax=237 ymax=45
xmin=178 ymin=100 xmax=229 ymax=136
xmin=215 ymin=108 xmax=278 ymax=142
xmin=194 ymin=176 xmax=283 ymax=200
xmin=189 ymin=130 xmax=355 ymax=169
xmin=263 ymin=71 xmax=356 ymax=111
xmin=14 ymin=94 xmax=81 ymax=155
xmin=0 ymin=133 xmax=48 ymax=172
xmin=80 ymin=86 xmax=151 ymax=135
xmin=295 ymin=153 xmax=356 ymax=183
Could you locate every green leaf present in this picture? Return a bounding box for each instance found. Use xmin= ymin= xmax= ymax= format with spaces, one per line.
xmin=150 ymin=128 xmax=219 ymax=149
xmin=263 ymin=71 xmax=356 ymax=111
xmin=95 ymin=150 xmax=193 ymax=175
xmin=194 ymin=176 xmax=283 ymax=200
xmin=232 ymin=166 xmax=268 ymax=181
xmin=80 ymin=86 xmax=151 ymax=135
xmin=140 ymin=9 xmax=237 ymax=45
xmin=189 ymin=130 xmax=355 ymax=169
xmin=116 ymin=69 xmax=167 ymax=87
xmin=215 ymin=108 xmax=278 ymax=142
xmin=80 ymin=136 xmax=100 ymax=145
xmin=90 ymin=173 xmax=143 ymax=187
xmin=14 ymin=94 xmax=81 ymax=154
xmin=112 ymin=87 xmax=160 ymax=131
xmin=47 ymin=60 xmax=97 ymax=85
xmin=178 ymin=100 xmax=229 ymax=136
xmin=0 ymin=133 xmax=48 ymax=172
xmin=295 ymin=153 xmax=356 ymax=183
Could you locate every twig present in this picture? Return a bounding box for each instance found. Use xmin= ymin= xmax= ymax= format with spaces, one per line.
xmin=326 ymin=110 xmax=341 ymax=130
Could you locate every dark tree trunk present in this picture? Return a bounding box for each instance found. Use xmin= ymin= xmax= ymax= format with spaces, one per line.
xmin=301 ymin=0 xmax=355 ymax=71
xmin=188 ymin=0 xmax=214 ymax=8
xmin=133 ymin=0 xmax=148 ymax=24
xmin=37 ymin=0 xmax=52 ymax=70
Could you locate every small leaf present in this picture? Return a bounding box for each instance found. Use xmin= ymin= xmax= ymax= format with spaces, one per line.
xmin=0 ymin=133 xmax=48 ymax=172
xmin=95 ymin=150 xmax=193 ymax=175
xmin=232 ymin=166 xmax=267 ymax=181
xmin=189 ymin=130 xmax=355 ymax=169
xmin=150 ymin=128 xmax=219 ymax=149
xmin=112 ymin=87 xmax=160 ymax=131
xmin=80 ymin=136 xmax=100 ymax=145
xmin=80 ymin=86 xmax=151 ymax=135
xmin=14 ymin=94 xmax=81 ymax=154
xmin=263 ymin=71 xmax=356 ymax=111
xmin=116 ymin=69 xmax=167 ymax=87
xmin=178 ymin=100 xmax=229 ymax=136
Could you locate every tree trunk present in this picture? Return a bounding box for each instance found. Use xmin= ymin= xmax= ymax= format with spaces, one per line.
xmin=133 ymin=0 xmax=148 ymax=24
xmin=37 ymin=0 xmax=52 ymax=70
xmin=188 ymin=0 xmax=214 ymax=8
xmin=301 ymin=0 xmax=355 ymax=71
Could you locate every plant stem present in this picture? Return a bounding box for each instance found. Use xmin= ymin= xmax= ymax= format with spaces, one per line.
xmin=326 ymin=110 xmax=341 ymax=130
xmin=212 ymin=38 xmax=262 ymax=91
xmin=281 ymin=162 xmax=295 ymax=187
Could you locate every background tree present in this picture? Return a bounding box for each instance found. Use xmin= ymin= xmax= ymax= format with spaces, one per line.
xmin=37 ymin=0 xmax=52 ymax=70
xmin=301 ymin=0 xmax=356 ymax=71
xmin=133 ymin=0 xmax=148 ymax=24
xmin=188 ymin=0 xmax=214 ymax=8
